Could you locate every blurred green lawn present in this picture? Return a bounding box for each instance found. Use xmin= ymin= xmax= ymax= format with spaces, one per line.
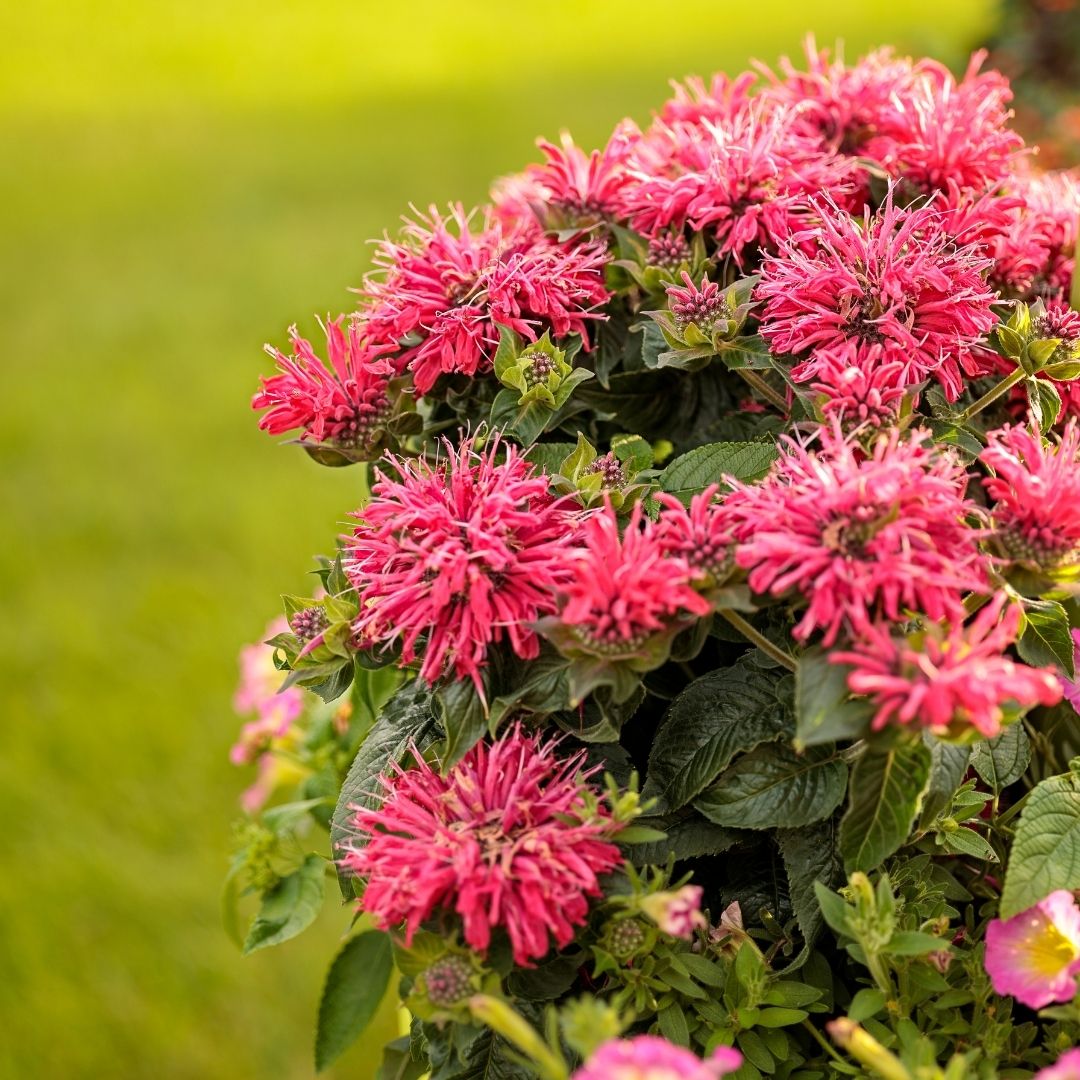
xmin=0 ymin=2 xmax=992 ymax=1076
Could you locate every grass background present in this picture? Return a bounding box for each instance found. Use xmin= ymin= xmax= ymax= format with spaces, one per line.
xmin=0 ymin=2 xmax=995 ymax=1076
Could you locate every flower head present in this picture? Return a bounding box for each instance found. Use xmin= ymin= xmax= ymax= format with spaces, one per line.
xmin=667 ymin=272 xmax=728 ymax=336
xmin=803 ymin=341 xmax=911 ymax=430
xmin=655 ymin=485 xmax=735 ymax=586
xmin=757 ymin=191 xmax=997 ymax=401
xmin=346 ymin=434 xmax=576 ymax=691
xmin=618 ymin=100 xmax=862 ymax=264
xmin=864 ymin=52 xmax=1023 ymax=196
xmin=571 ymin=1036 xmax=742 ymax=1080
xmin=640 ymin=885 xmax=707 ymax=939
xmin=985 ymin=890 xmax=1080 ymax=1008
xmin=832 ymin=594 xmax=1062 ymax=737
xmin=252 ymin=319 xmax=396 ymax=451
xmin=723 ymin=424 xmax=989 ymax=644
xmin=982 ymin=420 xmax=1080 ymax=567
xmin=341 ymin=728 xmax=624 ymax=967
xmin=358 ymin=205 xmax=610 ymax=393
xmin=1037 ymin=1049 xmax=1080 ymax=1080
xmin=552 ymin=503 xmax=711 ymax=658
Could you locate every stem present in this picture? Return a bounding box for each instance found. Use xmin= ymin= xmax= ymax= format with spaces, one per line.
xmin=801 ymin=1020 xmax=852 ymax=1069
xmin=737 ymin=369 xmax=789 ymax=413
xmin=717 ymin=609 xmax=797 ymax=672
xmin=957 ymin=367 xmax=1027 ymax=423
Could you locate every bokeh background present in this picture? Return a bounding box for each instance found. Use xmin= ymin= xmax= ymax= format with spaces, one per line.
xmin=4 ymin=0 xmax=1067 ymax=1075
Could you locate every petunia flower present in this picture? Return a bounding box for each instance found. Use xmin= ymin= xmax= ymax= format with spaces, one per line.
xmin=571 ymin=1036 xmax=742 ymax=1080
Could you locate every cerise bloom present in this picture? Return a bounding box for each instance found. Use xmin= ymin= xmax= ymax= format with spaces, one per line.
xmin=346 ymin=435 xmax=575 ymax=691
xmin=341 ymin=728 xmax=624 ymax=966
xmin=832 ymin=595 xmax=1062 ymax=737
xmin=756 ymin=192 xmax=997 ymax=400
xmin=617 ymin=100 xmax=862 ymax=264
xmin=554 ymin=503 xmax=711 ymax=656
xmin=252 ymin=319 xmax=394 ymax=449
xmin=982 ymin=420 xmax=1080 ymax=567
xmin=655 ymin=485 xmax=735 ymax=586
xmin=803 ymin=342 xmax=910 ymax=430
xmin=358 ymin=205 xmax=610 ymax=393
xmin=572 ymin=1037 xmax=742 ymax=1080
xmin=863 ymin=52 xmax=1024 ymax=196
xmin=722 ymin=425 xmax=989 ymax=644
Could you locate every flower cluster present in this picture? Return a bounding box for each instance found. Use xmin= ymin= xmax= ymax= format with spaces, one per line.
xmin=340 ymin=728 xmax=624 ymax=966
xmin=234 ymin=40 xmax=1080 ymax=1080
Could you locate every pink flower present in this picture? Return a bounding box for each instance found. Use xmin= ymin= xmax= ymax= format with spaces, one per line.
xmin=985 ymin=891 xmax=1080 ymax=1008
xmin=723 ymin=424 xmax=989 ymax=645
xmin=358 ymin=205 xmax=610 ymax=394
xmin=346 ymin=434 xmax=576 ymax=691
xmin=571 ymin=1036 xmax=742 ymax=1080
xmin=525 ymin=127 xmax=636 ymax=223
xmin=231 ymin=616 xmax=305 ymax=765
xmin=340 ymin=728 xmax=624 ymax=967
xmin=756 ymin=191 xmax=997 ymax=401
xmin=655 ymin=485 xmax=735 ymax=586
xmin=832 ymin=595 xmax=1062 ymax=737
xmin=617 ymin=99 xmax=862 ymax=264
xmin=640 ymin=885 xmax=707 ymax=939
xmin=1037 ymin=1049 xmax=1080 ymax=1079
xmin=802 ymin=341 xmax=911 ymax=430
xmin=666 ymin=272 xmax=728 ymax=336
xmin=755 ymin=38 xmax=917 ymax=154
xmin=252 ymin=319 xmax=395 ymax=448
xmin=553 ymin=503 xmax=711 ymax=656
xmin=982 ymin=420 xmax=1080 ymax=566
xmin=1060 ymin=630 xmax=1080 ymax=714
xmin=657 ymin=71 xmax=758 ymax=128
xmin=864 ymin=51 xmax=1024 ymax=196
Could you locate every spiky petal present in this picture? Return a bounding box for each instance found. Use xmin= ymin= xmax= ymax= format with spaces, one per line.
xmin=341 ymin=728 xmax=624 ymax=967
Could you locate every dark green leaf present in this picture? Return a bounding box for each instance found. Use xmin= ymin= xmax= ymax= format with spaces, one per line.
xmin=658 ymin=441 xmax=778 ymax=504
xmin=524 ymin=441 xmax=577 ymax=476
xmin=777 ymin=818 xmax=843 ymax=966
xmin=645 ymin=659 xmax=793 ymax=812
xmin=971 ymin=725 xmax=1032 ymax=791
xmin=315 ymin=930 xmax=394 ymax=1071
xmin=657 ymin=1003 xmax=691 ymax=1047
xmin=243 ymin=854 xmax=325 ymax=954
xmin=1017 ymin=598 xmax=1075 ymax=677
xmin=919 ymin=735 xmax=971 ymax=828
xmin=1001 ymin=770 xmax=1080 ymax=917
xmin=331 ymin=680 xmax=438 ymax=899
xmin=694 ymin=745 xmax=847 ymax=829
xmin=377 ymin=1036 xmax=427 ymax=1080
xmin=435 ymin=678 xmax=488 ymax=770
xmin=794 ymin=647 xmax=874 ymax=749
xmin=839 ymin=739 xmax=932 ymax=873
xmin=628 ymin=814 xmax=743 ymax=863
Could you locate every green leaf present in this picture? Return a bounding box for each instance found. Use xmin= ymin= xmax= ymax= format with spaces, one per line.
xmin=524 ymin=441 xmax=577 ymax=476
xmin=883 ymin=931 xmax=947 ymax=956
xmin=1028 ymin=377 xmax=1063 ymax=431
xmin=657 ymin=1002 xmax=691 ymax=1047
xmin=794 ymin=647 xmax=874 ymax=749
xmin=839 ymin=738 xmax=932 ymax=874
xmin=628 ymin=814 xmax=743 ymax=863
xmin=435 ymin=677 xmax=488 ymax=770
xmin=1000 ymin=770 xmax=1080 ymax=917
xmin=377 ymin=1036 xmax=427 ymax=1080
xmin=658 ymin=441 xmax=778 ymax=505
xmin=940 ymin=827 xmax=999 ymax=862
xmin=678 ymin=952 xmax=728 ymax=987
xmin=315 ymin=930 xmax=394 ymax=1071
xmin=330 ymin=680 xmax=438 ymax=899
xmin=694 ymin=744 xmax=848 ymax=829
xmin=848 ymin=988 xmax=887 ymax=1022
xmin=971 ymin=725 xmax=1032 ymax=791
xmin=1017 ymin=598 xmax=1075 ymax=677
xmin=644 ymin=658 xmax=793 ymax=812
xmin=919 ymin=735 xmax=971 ymax=828
xmin=812 ymin=882 xmax=853 ymax=937
xmin=430 ymin=1026 xmax=533 ymax=1080
xmin=777 ymin=819 xmax=843 ymax=964
xmin=242 ymin=854 xmax=326 ymax=954
xmin=611 ymin=432 xmax=654 ymax=474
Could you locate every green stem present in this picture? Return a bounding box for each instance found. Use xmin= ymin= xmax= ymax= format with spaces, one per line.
xmin=956 ymin=367 xmax=1027 ymax=423
xmin=801 ymin=1020 xmax=852 ymax=1069
xmin=717 ymin=609 xmax=797 ymax=672
xmin=737 ymin=369 xmax=789 ymax=413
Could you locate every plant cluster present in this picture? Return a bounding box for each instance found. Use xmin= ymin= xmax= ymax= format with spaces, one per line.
xmin=227 ymin=40 xmax=1080 ymax=1080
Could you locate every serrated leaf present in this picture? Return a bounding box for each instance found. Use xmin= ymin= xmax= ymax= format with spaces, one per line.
xmin=1018 ymin=598 xmax=1075 ymax=677
xmin=523 ymin=441 xmax=577 ymax=476
xmin=694 ymin=744 xmax=848 ymax=829
xmin=430 ymin=1027 xmax=533 ymax=1080
xmin=330 ymin=680 xmax=438 ymax=899
xmin=971 ymin=725 xmax=1032 ymax=791
xmin=377 ymin=1036 xmax=427 ymax=1080
xmin=919 ymin=735 xmax=971 ymax=828
xmin=794 ymin=648 xmax=874 ymax=749
xmin=777 ymin=819 xmax=843 ymax=966
xmin=839 ymin=739 xmax=932 ymax=873
xmin=435 ymin=677 xmax=488 ymax=770
xmin=644 ymin=658 xmax=793 ymax=812
xmin=315 ymin=930 xmax=393 ymax=1071
xmin=628 ymin=814 xmax=743 ymax=863
xmin=658 ymin=441 xmax=778 ymax=504
xmin=1000 ymin=770 xmax=1080 ymax=917
xmin=243 ymin=854 xmax=325 ymax=954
